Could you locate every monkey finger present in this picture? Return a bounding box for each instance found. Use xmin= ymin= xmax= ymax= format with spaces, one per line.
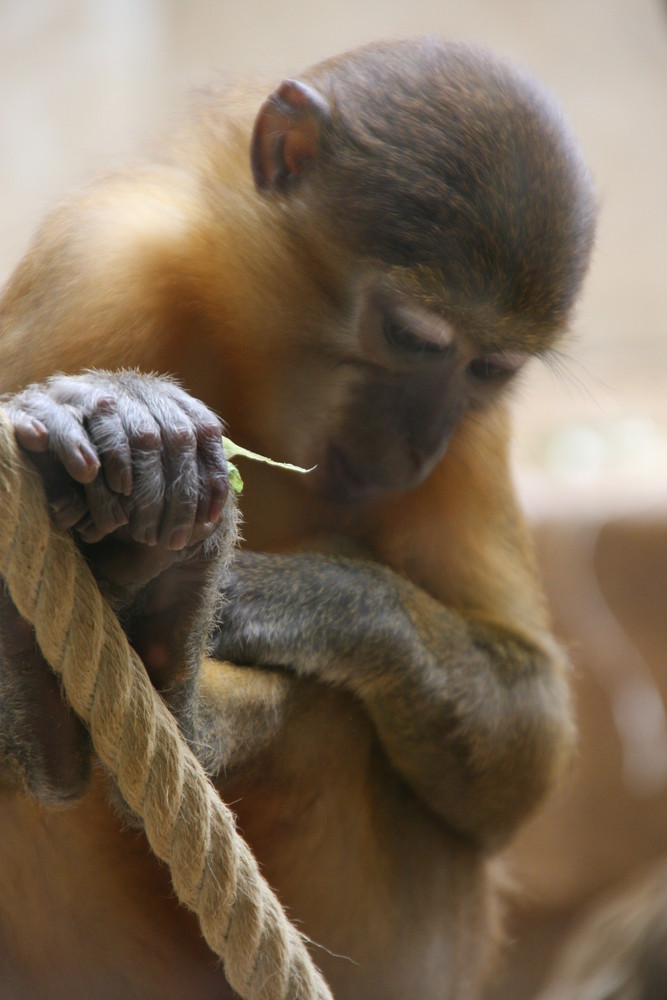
xmin=8 ymin=410 xmax=50 ymax=453
xmin=195 ymin=429 xmax=229 ymax=525
xmin=102 ymin=400 xmax=163 ymax=546
xmin=75 ymin=513 xmax=115 ymax=546
xmin=195 ymin=458 xmax=229 ymax=528
xmin=10 ymin=442 xmax=91 ymax=533
xmin=168 ymin=392 xmax=228 ymax=525
xmin=125 ymin=444 xmax=166 ymax=547
xmin=81 ymin=476 xmax=130 ymax=539
xmin=7 ymin=391 xmax=101 ymax=484
xmin=158 ymin=424 xmax=200 ymax=550
xmin=84 ymin=395 xmax=133 ymax=496
xmin=50 ymin=490 xmax=89 ymax=531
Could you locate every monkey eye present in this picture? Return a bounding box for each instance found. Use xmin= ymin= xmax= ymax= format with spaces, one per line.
xmin=382 ymin=314 xmax=449 ymax=357
xmin=467 ymin=352 xmax=526 ymax=381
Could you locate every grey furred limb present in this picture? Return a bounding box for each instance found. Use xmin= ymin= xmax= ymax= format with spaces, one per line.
xmin=212 ymin=550 xmax=572 ymax=849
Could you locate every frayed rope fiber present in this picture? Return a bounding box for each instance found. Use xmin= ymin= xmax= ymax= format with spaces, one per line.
xmin=0 ymin=409 xmax=332 ymax=1000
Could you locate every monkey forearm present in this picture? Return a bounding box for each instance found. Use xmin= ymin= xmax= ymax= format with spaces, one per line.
xmin=0 ymin=370 xmax=239 ymax=805
xmin=213 ymin=551 xmax=574 ymax=847
xmin=0 ymin=594 xmax=92 ymax=802
xmin=360 ymin=620 xmax=573 ymax=849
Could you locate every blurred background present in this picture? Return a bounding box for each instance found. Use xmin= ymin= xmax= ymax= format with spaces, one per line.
xmin=1 ymin=2 xmax=666 ymax=997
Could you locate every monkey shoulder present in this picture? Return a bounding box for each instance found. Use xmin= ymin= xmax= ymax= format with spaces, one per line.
xmin=74 ymin=170 xmax=212 ymax=278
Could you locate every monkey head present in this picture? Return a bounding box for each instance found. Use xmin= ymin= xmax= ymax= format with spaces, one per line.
xmin=246 ymin=38 xmax=596 ymax=504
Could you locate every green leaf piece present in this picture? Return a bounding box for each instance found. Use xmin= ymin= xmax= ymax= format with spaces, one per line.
xmin=222 ymin=436 xmax=313 ymax=495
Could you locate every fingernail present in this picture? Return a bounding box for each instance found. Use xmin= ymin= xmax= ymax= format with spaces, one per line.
xmin=169 ymin=527 xmax=189 ymax=551
xmin=78 ymin=442 xmax=100 ymax=477
xmin=13 ymin=416 xmax=49 ymax=451
xmin=120 ymin=469 xmax=133 ymax=496
xmin=208 ymin=498 xmax=225 ymax=523
xmin=143 ymin=527 xmax=159 ymax=547
xmin=29 ymin=418 xmax=48 ymax=440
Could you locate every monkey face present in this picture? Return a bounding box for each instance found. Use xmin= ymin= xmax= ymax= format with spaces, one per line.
xmin=244 ymin=42 xmax=594 ymax=508
xmin=301 ymin=281 xmax=527 ymax=505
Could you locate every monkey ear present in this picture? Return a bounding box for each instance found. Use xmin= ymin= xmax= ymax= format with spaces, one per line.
xmin=251 ymin=79 xmax=331 ymax=193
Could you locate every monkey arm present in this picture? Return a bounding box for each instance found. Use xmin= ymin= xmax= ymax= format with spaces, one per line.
xmin=212 ymin=549 xmax=573 ymax=850
xmin=0 ymin=594 xmax=92 ymax=802
xmin=0 ymin=372 xmax=236 ymax=801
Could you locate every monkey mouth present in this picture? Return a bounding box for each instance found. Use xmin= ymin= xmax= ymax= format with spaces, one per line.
xmin=322 ymin=445 xmax=387 ymax=505
xmin=322 ymin=433 xmax=451 ymax=505
xmin=323 ymin=444 xmax=423 ymax=505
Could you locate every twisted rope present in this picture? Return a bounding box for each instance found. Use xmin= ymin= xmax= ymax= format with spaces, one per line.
xmin=0 ymin=409 xmax=333 ymax=1000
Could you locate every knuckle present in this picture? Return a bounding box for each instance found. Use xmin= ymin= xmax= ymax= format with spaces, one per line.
xmin=130 ymin=423 xmax=161 ymax=452
xmin=11 ymin=388 xmax=37 ymax=409
xmin=92 ymin=392 xmax=118 ymax=413
xmin=198 ymin=418 xmax=223 ymax=444
xmin=168 ymin=424 xmax=196 ymax=452
xmin=12 ymin=388 xmax=48 ymax=417
xmin=89 ymin=394 xmax=118 ymax=417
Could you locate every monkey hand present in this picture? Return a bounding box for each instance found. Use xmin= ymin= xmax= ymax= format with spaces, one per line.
xmin=0 ymin=371 xmax=236 ymax=803
xmin=5 ymin=370 xmax=230 ymax=588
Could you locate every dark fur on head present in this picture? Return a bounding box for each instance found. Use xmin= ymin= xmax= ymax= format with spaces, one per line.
xmin=302 ymin=38 xmax=596 ymax=349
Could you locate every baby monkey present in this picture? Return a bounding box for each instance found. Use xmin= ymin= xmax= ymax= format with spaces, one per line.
xmin=0 ymin=37 xmax=595 ymax=1000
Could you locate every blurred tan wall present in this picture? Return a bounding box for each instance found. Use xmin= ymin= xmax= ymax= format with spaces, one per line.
xmin=1 ymin=0 xmax=666 ymax=498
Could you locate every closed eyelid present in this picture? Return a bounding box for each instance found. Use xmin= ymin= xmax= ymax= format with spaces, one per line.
xmin=389 ymin=306 xmax=454 ymax=349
